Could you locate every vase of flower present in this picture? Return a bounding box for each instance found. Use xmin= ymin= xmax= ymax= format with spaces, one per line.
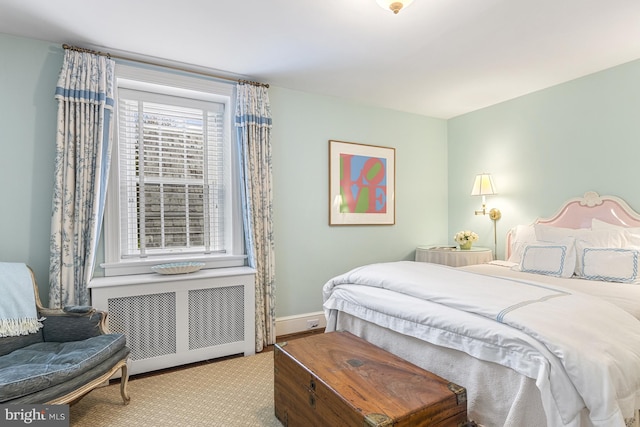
xmin=454 ymin=230 xmax=478 ymax=251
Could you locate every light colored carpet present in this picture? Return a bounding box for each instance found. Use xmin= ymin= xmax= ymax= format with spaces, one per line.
xmin=70 ymin=352 xmax=283 ymax=427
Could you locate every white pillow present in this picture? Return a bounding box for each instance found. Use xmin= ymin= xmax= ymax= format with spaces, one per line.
xmin=515 ymin=240 xmax=576 ymax=278
xmin=591 ymin=218 xmax=640 ymax=247
xmin=534 ymin=224 xmax=591 ymax=243
xmin=591 ymin=218 xmax=640 ymax=234
xmin=626 ymin=233 xmax=640 ymax=248
xmin=580 ymin=228 xmax=627 ymax=246
xmin=575 ymin=242 xmax=639 ymax=283
xmin=507 ymin=224 xmax=537 ymax=264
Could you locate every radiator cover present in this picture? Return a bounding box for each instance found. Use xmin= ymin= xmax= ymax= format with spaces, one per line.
xmin=89 ymin=267 xmax=255 ymax=375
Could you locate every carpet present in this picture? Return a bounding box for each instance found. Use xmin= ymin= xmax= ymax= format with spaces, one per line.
xmin=70 ymin=352 xmax=283 ymax=427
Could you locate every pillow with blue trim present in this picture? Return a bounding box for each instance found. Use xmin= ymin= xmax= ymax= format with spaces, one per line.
xmin=514 ymin=240 xmax=576 ymax=278
xmin=575 ymin=242 xmax=639 ymax=283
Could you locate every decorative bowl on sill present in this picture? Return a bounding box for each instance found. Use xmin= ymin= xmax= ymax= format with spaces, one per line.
xmin=151 ymin=262 xmax=205 ymax=275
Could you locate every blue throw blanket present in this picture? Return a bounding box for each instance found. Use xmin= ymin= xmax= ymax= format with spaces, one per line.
xmin=0 ymin=263 xmax=43 ymax=337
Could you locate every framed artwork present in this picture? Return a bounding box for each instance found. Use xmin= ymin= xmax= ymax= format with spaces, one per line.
xmin=329 ymin=140 xmax=395 ymax=225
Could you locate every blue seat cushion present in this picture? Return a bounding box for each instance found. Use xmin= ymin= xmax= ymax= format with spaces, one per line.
xmin=0 ymin=334 xmax=127 ymax=402
xmin=0 ymin=330 xmax=43 ymax=357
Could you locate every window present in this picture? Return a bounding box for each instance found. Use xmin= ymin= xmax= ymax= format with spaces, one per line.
xmin=118 ymin=90 xmax=224 ymax=256
xmin=103 ymin=65 xmax=245 ymax=276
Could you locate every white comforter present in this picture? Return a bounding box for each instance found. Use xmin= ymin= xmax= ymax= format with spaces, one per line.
xmin=463 ymin=261 xmax=640 ymax=320
xmin=322 ymin=261 xmax=640 ymax=427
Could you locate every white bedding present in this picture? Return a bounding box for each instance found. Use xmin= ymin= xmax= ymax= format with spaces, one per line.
xmin=323 ymin=261 xmax=640 ymax=427
xmin=463 ymin=261 xmax=640 ymax=320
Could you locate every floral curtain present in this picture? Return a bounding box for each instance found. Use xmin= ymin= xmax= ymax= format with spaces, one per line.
xmin=49 ymin=50 xmax=115 ymax=308
xmin=235 ymin=83 xmax=275 ymax=352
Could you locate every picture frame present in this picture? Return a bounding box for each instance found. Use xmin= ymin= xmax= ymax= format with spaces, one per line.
xmin=329 ymin=140 xmax=395 ymax=226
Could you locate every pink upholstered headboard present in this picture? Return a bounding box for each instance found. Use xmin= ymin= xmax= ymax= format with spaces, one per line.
xmin=506 ymin=191 xmax=640 ymax=259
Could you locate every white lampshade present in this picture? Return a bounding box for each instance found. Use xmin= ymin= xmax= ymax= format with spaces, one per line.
xmin=470 ymin=174 xmax=497 ymax=196
xmin=376 ymin=0 xmax=415 ymax=14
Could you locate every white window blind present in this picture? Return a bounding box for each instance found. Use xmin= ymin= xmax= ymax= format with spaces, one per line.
xmin=117 ymin=88 xmax=226 ymax=258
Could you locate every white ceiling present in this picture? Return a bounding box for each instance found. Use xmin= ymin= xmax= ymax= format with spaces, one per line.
xmin=1 ymin=0 xmax=640 ymax=118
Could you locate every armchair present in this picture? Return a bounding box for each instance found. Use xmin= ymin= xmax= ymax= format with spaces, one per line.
xmin=0 ymin=263 xmax=130 ymax=405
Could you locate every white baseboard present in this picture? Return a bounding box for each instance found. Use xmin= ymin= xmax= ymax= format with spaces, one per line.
xmin=276 ymin=311 xmax=326 ymax=337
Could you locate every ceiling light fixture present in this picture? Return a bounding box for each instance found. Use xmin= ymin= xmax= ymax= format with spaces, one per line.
xmin=376 ymin=0 xmax=415 ymax=14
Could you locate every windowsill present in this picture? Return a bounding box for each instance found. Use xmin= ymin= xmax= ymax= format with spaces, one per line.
xmin=100 ymin=254 xmax=248 ymax=277
xmin=89 ymin=265 xmax=256 ymax=289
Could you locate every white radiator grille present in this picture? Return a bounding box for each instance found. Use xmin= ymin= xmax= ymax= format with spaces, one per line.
xmin=107 ymin=292 xmax=177 ymax=361
xmin=90 ymin=267 xmax=255 ymax=375
xmin=188 ymin=285 xmax=244 ymax=350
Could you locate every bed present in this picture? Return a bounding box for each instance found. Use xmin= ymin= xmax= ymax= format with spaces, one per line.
xmin=323 ymin=191 xmax=640 ymax=427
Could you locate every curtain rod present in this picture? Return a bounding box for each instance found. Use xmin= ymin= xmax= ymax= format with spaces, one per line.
xmin=62 ymin=44 xmax=269 ymax=88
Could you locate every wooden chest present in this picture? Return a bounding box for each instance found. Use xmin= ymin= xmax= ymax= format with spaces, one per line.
xmin=274 ymin=331 xmax=469 ymax=427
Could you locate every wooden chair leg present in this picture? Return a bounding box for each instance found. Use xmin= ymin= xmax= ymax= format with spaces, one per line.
xmin=120 ymin=363 xmax=131 ymax=405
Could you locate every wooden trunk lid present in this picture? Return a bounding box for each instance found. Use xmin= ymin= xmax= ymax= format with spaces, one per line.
xmin=274 ymin=331 xmax=468 ymax=426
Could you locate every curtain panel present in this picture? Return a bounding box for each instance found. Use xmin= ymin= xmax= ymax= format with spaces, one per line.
xmin=235 ymin=83 xmax=275 ymax=352
xmin=49 ymin=50 xmax=115 ymax=307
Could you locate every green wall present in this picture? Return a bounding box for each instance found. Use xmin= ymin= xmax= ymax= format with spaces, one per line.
xmin=6 ymin=30 xmax=640 ymax=317
xmin=0 ymin=34 xmax=61 ymax=303
xmin=447 ymin=59 xmax=640 ymax=260
xmin=269 ymin=87 xmax=448 ymax=316
xmin=0 ymin=33 xmax=449 ymax=314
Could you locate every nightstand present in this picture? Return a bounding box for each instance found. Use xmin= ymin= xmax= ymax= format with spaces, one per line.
xmin=415 ymin=246 xmax=493 ymax=267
